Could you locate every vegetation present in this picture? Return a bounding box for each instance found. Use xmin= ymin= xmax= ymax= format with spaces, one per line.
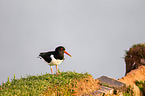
xmin=124 ymin=43 xmax=145 ymax=56
xmin=124 ymin=43 xmax=145 ymax=74
xmin=132 ymin=43 xmax=145 ymax=48
xmin=0 ymin=71 xmax=97 ymax=95
xmin=123 ymin=86 xmax=134 ymax=96
xmin=135 ymin=80 xmax=145 ymax=91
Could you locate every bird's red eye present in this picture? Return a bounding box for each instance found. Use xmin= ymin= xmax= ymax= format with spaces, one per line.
xmin=61 ymin=48 xmax=63 ymax=50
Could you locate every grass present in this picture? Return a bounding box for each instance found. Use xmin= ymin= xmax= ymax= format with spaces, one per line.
xmin=123 ymin=85 xmax=134 ymax=96
xmin=0 ymin=71 xmax=92 ymax=95
xmin=132 ymin=43 xmax=145 ymax=48
xmin=123 ymin=93 xmax=132 ymax=96
xmin=123 ymin=80 xmax=145 ymax=96
xmin=124 ymin=43 xmax=145 ymax=58
xmin=135 ymin=80 xmax=145 ymax=91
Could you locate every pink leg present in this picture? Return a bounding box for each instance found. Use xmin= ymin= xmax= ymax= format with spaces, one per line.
xmin=50 ymin=66 xmax=53 ymax=74
xmin=56 ymin=65 xmax=58 ymax=74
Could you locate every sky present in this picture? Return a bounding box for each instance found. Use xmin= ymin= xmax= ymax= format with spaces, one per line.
xmin=0 ymin=0 xmax=145 ymax=84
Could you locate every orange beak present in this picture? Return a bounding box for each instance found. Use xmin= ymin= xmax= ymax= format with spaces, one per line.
xmin=64 ymin=50 xmax=72 ymax=57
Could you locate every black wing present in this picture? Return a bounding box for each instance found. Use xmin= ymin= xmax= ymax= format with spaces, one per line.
xmin=39 ymin=51 xmax=54 ymax=63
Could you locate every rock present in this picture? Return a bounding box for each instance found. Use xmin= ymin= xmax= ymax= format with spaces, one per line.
xmin=93 ymin=86 xmax=114 ymax=96
xmin=98 ymin=76 xmax=126 ymax=93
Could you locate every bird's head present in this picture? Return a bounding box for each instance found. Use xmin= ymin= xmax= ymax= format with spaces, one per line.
xmin=55 ymin=46 xmax=72 ymax=57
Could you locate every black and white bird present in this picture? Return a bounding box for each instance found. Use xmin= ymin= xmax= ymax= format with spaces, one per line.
xmin=38 ymin=46 xmax=72 ymax=74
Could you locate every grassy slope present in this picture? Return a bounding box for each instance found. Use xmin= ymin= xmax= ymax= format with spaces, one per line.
xmin=0 ymin=71 xmax=99 ymax=95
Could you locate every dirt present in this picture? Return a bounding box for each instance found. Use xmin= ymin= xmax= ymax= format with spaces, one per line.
xmin=72 ymin=76 xmax=100 ymax=95
xmin=119 ymin=65 xmax=145 ymax=86
xmin=118 ymin=65 xmax=145 ymax=96
xmin=125 ymin=43 xmax=145 ymax=75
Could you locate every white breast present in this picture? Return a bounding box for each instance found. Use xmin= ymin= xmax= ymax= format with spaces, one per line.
xmin=48 ymin=55 xmax=63 ymax=66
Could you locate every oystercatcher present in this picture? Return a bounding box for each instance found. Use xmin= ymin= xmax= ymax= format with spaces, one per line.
xmin=38 ymin=46 xmax=72 ymax=74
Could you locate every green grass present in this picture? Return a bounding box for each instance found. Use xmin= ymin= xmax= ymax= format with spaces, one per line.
xmin=124 ymin=43 xmax=145 ymax=58
xmin=135 ymin=80 xmax=145 ymax=91
xmin=123 ymin=85 xmax=134 ymax=96
xmin=123 ymin=93 xmax=132 ymax=96
xmin=123 ymin=81 xmax=145 ymax=96
xmin=0 ymin=71 xmax=91 ymax=95
xmin=132 ymin=43 xmax=145 ymax=48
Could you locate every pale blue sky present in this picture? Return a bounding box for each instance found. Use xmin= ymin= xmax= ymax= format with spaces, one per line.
xmin=0 ymin=0 xmax=145 ymax=84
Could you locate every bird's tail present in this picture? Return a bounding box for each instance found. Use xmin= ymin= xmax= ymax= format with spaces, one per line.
xmin=37 ymin=55 xmax=42 ymax=59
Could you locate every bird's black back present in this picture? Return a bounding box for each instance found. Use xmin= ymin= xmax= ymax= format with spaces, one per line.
xmin=39 ymin=50 xmax=64 ymax=63
xmin=39 ymin=51 xmax=54 ymax=63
